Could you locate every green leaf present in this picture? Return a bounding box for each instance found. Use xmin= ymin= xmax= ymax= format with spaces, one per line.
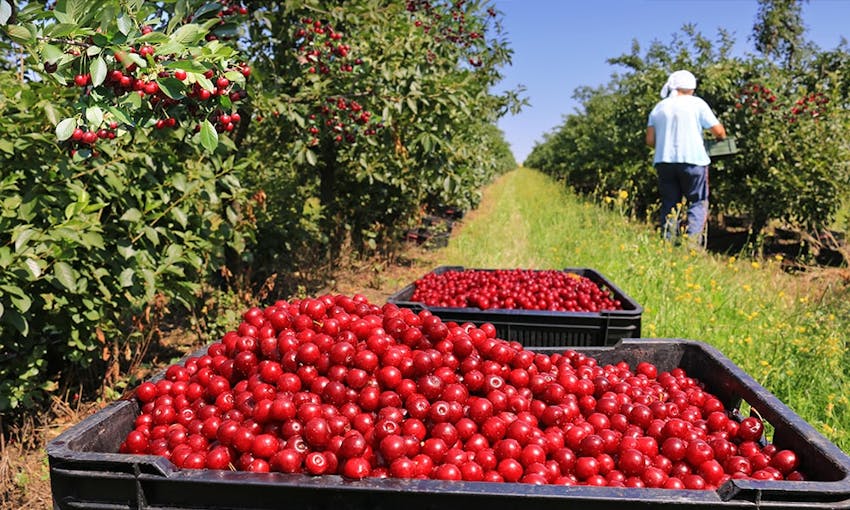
xmin=0 ymin=1 xmax=11 ymax=25
xmin=55 ymin=117 xmax=77 ymax=141
xmin=5 ymin=25 xmax=33 ymax=44
xmin=90 ymin=56 xmax=107 ymax=87
xmin=24 ymin=258 xmax=41 ymax=279
xmin=52 ymin=9 xmax=70 ymax=24
xmin=116 ymin=243 xmax=135 ymax=259
xmin=91 ymin=33 xmax=109 ymax=47
xmin=116 ymin=14 xmax=133 ymax=35
xmin=306 ymin=149 xmax=317 ymax=166
xmin=64 ymin=201 xmax=78 ymax=220
xmin=171 ymin=206 xmax=188 ymax=227
xmin=171 ymin=23 xmax=203 ymax=45
xmin=140 ymin=268 xmax=156 ymax=300
xmin=43 ymin=102 xmax=59 ymax=126
xmin=212 ymin=23 xmax=239 ymax=40
xmin=218 ymin=135 xmax=236 ymax=151
xmin=143 ymin=226 xmax=160 ymax=245
xmin=120 ymin=208 xmax=142 ymax=222
xmin=193 ymin=73 xmax=214 ymax=91
xmin=167 ymin=60 xmax=209 ymax=73
xmin=225 ymin=206 xmax=238 ymax=225
xmin=171 ymin=173 xmax=187 ymax=192
xmin=72 ymin=147 xmax=91 ymax=161
xmin=41 ymin=43 xmax=64 ymax=63
xmin=122 ymin=51 xmax=146 ymax=69
xmin=406 ymin=97 xmax=418 ymax=115
xmin=54 ymin=261 xmax=77 ymax=292
xmin=170 ymin=1 xmax=188 ymax=33
xmin=80 ymin=232 xmax=104 ymax=249
xmin=199 ymin=120 xmax=218 ymax=152
xmin=4 ymin=309 xmax=29 ymax=337
xmin=106 ymin=106 xmax=133 ymax=127
xmin=13 ymin=228 xmax=35 ymax=253
xmin=165 ymin=244 xmax=183 ymax=258
xmin=124 ymin=90 xmax=142 ymax=109
xmin=45 ymin=23 xmax=79 ymax=38
xmin=193 ymin=2 xmax=222 ymax=19
xmin=157 ymin=77 xmax=185 ymax=99
xmin=10 ymin=292 xmax=31 ymax=314
xmin=119 ymin=268 xmax=134 ymax=287
xmin=85 ymin=106 xmax=104 ymax=127
xmin=138 ymin=32 xmax=170 ymax=44
xmin=224 ymin=70 xmax=244 ymax=84
xmin=155 ymin=40 xmax=186 ymax=56
xmin=65 ymin=0 xmax=84 ymax=24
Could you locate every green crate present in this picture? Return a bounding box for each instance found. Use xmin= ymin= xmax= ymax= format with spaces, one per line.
xmin=705 ymin=137 xmax=738 ymax=158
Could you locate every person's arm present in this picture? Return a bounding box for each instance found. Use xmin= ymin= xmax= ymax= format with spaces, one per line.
xmin=645 ymin=126 xmax=655 ymax=148
xmin=709 ymin=123 xmax=726 ymax=141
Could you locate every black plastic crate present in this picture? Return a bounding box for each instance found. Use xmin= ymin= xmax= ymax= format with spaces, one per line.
xmin=48 ymin=339 xmax=850 ymax=509
xmin=387 ymin=266 xmax=642 ymax=347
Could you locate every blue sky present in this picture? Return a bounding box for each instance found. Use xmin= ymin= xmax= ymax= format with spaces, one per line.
xmin=491 ymin=0 xmax=850 ymax=163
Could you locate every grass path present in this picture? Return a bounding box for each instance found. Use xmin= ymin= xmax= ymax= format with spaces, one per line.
xmin=437 ymin=167 xmax=850 ymax=452
xmin=446 ymin=170 xmax=538 ymax=268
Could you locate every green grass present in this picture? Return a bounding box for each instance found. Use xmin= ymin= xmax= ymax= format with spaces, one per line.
xmin=833 ymin=197 xmax=850 ymax=233
xmin=441 ymin=167 xmax=850 ymax=452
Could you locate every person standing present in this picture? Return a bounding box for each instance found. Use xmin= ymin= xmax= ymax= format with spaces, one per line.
xmin=646 ymin=70 xmax=726 ymax=247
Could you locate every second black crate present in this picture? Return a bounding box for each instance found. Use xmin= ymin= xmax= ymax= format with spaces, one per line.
xmin=387 ymin=266 xmax=642 ymax=347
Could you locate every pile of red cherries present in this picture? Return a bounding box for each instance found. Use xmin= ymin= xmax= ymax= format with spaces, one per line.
xmin=409 ymin=269 xmax=623 ymax=312
xmin=121 ymin=294 xmax=802 ymax=488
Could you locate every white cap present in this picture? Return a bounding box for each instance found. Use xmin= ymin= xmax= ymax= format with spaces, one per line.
xmin=660 ymin=70 xmax=697 ymax=98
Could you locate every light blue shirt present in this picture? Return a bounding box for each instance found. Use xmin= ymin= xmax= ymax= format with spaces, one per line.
xmin=648 ymin=95 xmax=720 ymax=166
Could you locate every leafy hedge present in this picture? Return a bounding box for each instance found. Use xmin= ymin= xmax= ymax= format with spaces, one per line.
xmin=0 ymin=72 xmax=252 ymax=409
